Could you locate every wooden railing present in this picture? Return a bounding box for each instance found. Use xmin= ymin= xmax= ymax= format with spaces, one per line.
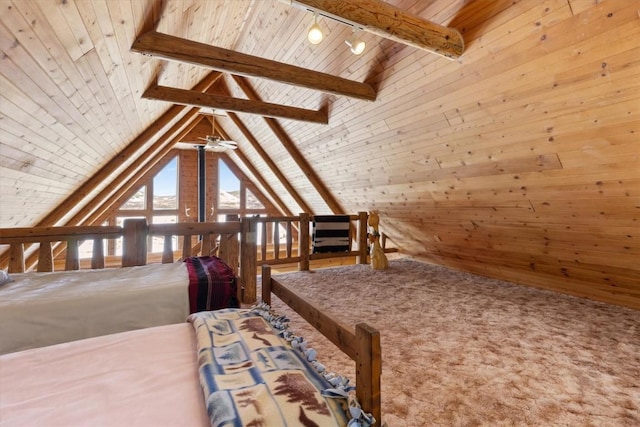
xmin=0 ymin=212 xmax=397 ymax=301
xmin=0 ymin=219 xmax=241 ymax=273
xmin=254 ymin=212 xmax=396 ymax=271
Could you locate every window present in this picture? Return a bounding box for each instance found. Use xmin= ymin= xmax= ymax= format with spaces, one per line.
xmin=153 ymin=157 xmax=178 ymax=210
xmin=218 ymin=160 xmax=240 ymax=209
xmin=121 ymin=187 xmax=145 ymax=210
xmin=113 ymin=155 xmax=181 ymax=256
xmin=246 ymin=188 xmax=264 ymax=210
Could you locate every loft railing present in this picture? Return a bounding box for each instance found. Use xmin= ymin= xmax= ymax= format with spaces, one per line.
xmin=254 ymin=212 xmax=396 ymax=271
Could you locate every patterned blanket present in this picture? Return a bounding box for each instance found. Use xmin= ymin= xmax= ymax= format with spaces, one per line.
xmin=312 ymin=215 xmax=351 ymax=253
xmin=184 ymin=256 xmax=239 ymax=313
xmin=188 ymin=309 xmax=351 ymax=427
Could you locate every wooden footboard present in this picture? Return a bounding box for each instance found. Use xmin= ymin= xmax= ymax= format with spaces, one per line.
xmin=261 ymin=265 xmax=382 ymax=426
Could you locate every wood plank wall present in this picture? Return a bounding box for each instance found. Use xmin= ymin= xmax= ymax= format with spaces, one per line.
xmin=342 ymin=0 xmax=639 ymax=309
xmin=237 ymin=0 xmax=639 ymax=309
xmin=0 ymin=0 xmax=637 ymax=310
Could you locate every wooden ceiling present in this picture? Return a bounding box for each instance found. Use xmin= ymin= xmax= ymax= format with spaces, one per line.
xmin=0 ymin=0 xmax=638 ymax=308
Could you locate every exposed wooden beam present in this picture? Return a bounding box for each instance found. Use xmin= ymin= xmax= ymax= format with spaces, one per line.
xmin=131 ymin=31 xmax=376 ymax=101
xmin=142 ymin=84 xmax=329 ymax=124
xmin=282 ymin=0 xmax=464 ymax=59
xmin=232 ymin=76 xmax=345 ymax=215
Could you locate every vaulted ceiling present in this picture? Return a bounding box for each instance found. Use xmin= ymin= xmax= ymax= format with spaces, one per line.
xmin=1 ymin=0 xmax=638 ymax=308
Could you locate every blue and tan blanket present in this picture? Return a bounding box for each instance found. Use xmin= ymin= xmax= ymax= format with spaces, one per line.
xmin=187 ymin=309 xmax=351 ymax=427
xmin=184 ymin=256 xmax=239 ymax=313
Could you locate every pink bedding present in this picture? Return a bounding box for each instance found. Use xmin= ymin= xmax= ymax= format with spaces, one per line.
xmin=0 ymin=323 xmax=209 ymax=427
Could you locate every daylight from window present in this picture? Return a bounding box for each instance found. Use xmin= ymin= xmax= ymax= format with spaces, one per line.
xmin=218 ymin=160 xmax=240 ymax=209
xmin=153 ymin=157 xmax=177 ymax=210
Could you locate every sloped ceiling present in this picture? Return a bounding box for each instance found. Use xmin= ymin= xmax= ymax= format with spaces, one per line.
xmin=0 ymin=0 xmax=638 ymax=308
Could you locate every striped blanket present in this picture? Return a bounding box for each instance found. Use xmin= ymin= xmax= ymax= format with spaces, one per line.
xmin=184 ymin=256 xmax=239 ymax=313
xmin=312 ymin=215 xmax=351 ymax=253
xmin=188 ymin=309 xmax=351 ymax=426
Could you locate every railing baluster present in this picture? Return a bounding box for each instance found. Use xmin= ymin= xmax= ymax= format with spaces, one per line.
xmin=91 ymin=238 xmax=105 ymax=269
xmin=286 ymin=220 xmax=293 ymax=258
xmin=65 ymin=239 xmax=80 ymax=271
xmin=162 ymin=234 xmax=173 ymax=263
xmin=273 ymin=221 xmax=280 ymax=260
xmin=37 ymin=241 xmax=54 ymax=272
xmin=182 ymin=235 xmax=192 ymax=259
xmin=260 ymin=222 xmax=267 ymax=261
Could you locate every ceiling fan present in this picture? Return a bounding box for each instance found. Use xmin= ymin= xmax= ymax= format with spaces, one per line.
xmin=199 ymin=113 xmax=237 ymax=152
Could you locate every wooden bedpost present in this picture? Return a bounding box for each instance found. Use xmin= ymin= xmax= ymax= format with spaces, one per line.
xmin=240 ymin=216 xmax=257 ymax=304
xmin=261 ymin=264 xmax=272 ymax=305
xmin=122 ymin=218 xmax=148 ymax=267
xmin=299 ymin=212 xmax=310 ymax=271
xmin=356 ymin=323 xmax=382 ymax=427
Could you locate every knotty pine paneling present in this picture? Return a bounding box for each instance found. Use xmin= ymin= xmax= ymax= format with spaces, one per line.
xmin=0 ymin=0 xmax=638 ymax=309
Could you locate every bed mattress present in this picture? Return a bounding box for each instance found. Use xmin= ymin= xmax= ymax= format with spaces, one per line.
xmin=0 ymin=262 xmax=190 ymax=354
xmin=0 ymin=323 xmax=209 ymax=427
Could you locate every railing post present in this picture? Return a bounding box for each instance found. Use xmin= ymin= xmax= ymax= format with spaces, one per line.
xmin=299 ymin=213 xmax=310 ymax=271
xmin=122 ymin=218 xmax=148 ymax=267
xmin=357 ymin=211 xmax=368 ymax=264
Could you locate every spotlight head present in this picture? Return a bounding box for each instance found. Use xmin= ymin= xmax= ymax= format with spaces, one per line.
xmin=307 ymin=13 xmax=323 ymax=44
xmin=345 ymin=31 xmax=365 ymax=55
xmin=308 ymin=23 xmax=323 ymax=44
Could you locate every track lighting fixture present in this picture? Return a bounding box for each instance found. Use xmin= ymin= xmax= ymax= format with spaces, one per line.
xmin=307 ymin=13 xmax=323 ymax=44
xmin=345 ymin=29 xmax=366 ymax=55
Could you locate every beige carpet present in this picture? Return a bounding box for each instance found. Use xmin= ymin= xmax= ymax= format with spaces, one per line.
xmin=259 ymin=257 xmax=640 ymax=427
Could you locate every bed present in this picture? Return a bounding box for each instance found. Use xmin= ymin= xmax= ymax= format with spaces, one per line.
xmin=0 ymin=219 xmax=254 ymax=355
xmin=0 ymin=258 xmax=237 ymax=354
xmin=0 ymin=265 xmax=382 ymax=427
xmin=0 ymin=212 xmax=393 ymax=355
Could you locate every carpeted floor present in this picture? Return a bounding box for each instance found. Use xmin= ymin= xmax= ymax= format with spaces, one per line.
xmin=260 ymin=257 xmax=640 ymax=427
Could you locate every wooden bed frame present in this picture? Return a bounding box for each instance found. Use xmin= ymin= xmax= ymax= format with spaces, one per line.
xmin=0 ymin=215 xmax=383 ymax=425
xmin=262 ymin=264 xmax=382 ymax=427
